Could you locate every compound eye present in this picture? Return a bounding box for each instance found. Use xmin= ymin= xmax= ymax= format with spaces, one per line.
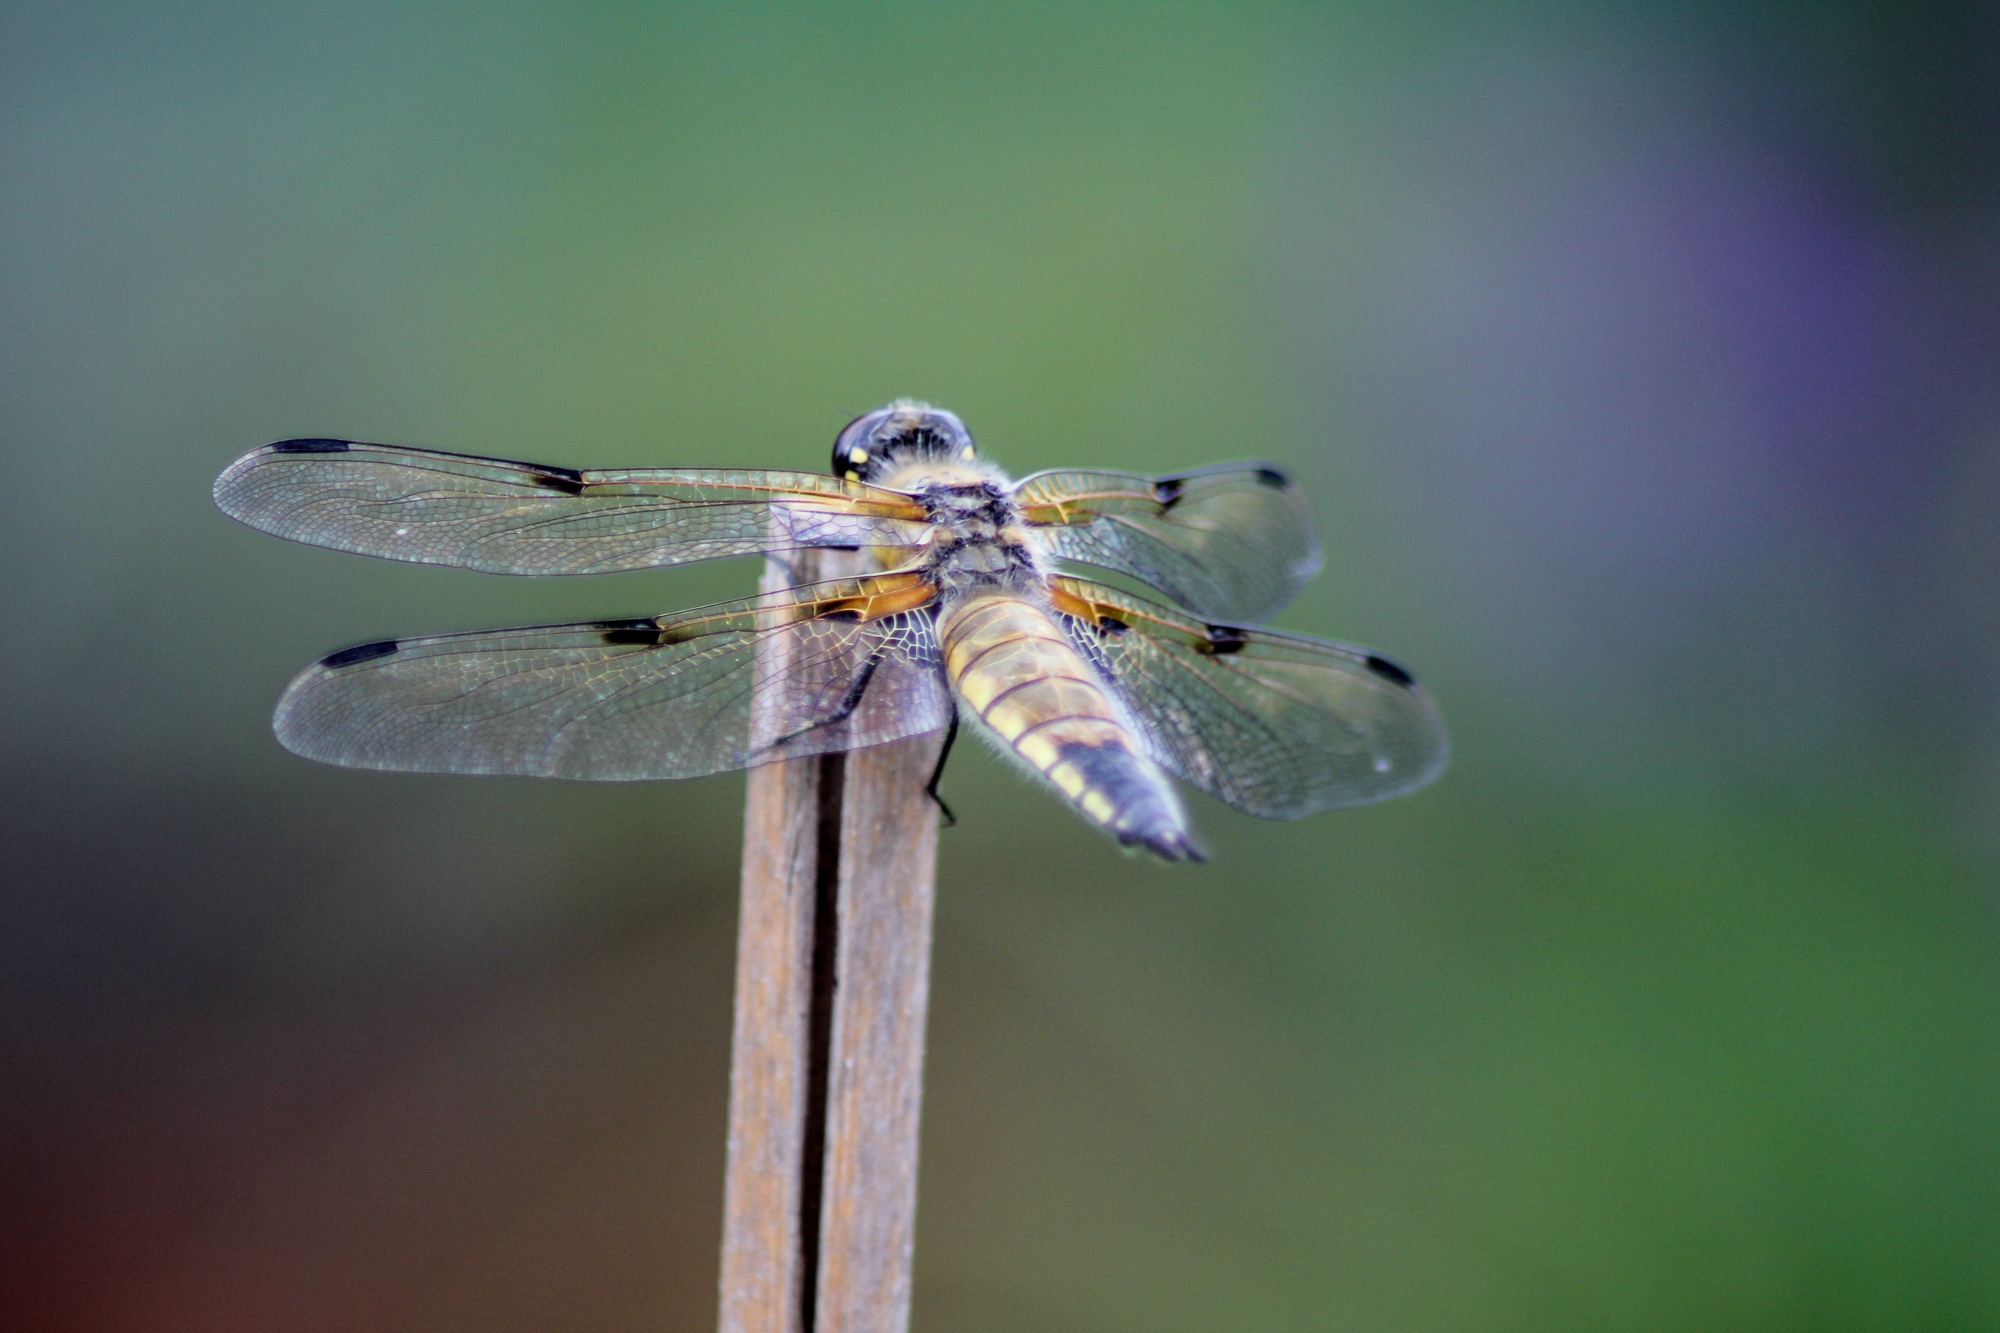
xmin=908 ymin=406 xmax=974 ymax=456
xmin=831 ymin=408 xmax=891 ymax=479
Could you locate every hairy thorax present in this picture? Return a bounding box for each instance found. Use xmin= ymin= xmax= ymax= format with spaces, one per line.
xmin=875 ymin=457 xmax=1044 ymax=598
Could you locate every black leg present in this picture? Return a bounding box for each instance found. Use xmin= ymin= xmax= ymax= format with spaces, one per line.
xmin=924 ymin=707 xmax=960 ymax=828
xmin=767 ymin=652 xmax=882 ymax=751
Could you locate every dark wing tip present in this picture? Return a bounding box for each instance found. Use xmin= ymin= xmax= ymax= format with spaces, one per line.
xmin=215 ymin=441 xmax=351 ymax=511
xmin=320 ymin=639 xmax=400 ymax=669
xmin=1363 ymin=654 xmax=1417 ymax=688
xmin=268 ymin=438 xmax=354 ymax=453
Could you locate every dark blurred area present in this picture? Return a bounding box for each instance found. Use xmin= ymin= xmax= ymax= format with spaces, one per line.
xmin=3 ymin=2 xmax=1998 ymax=1329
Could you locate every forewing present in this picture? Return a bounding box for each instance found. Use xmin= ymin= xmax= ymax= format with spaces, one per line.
xmin=1014 ymin=464 xmax=1322 ymax=622
xmin=1046 ymin=577 xmax=1447 ymax=818
xmin=214 ymin=439 xmax=930 ymax=574
xmin=273 ymin=572 xmax=949 ymax=780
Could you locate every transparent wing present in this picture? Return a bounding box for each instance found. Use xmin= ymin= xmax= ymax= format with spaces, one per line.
xmin=1013 ymin=463 xmax=1322 ymax=622
xmin=1046 ymin=577 xmax=1447 ymax=818
xmin=214 ymin=439 xmax=931 ymax=575
xmin=273 ymin=571 xmax=949 ymax=780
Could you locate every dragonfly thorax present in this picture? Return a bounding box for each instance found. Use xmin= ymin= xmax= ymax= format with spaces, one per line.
xmin=914 ymin=479 xmax=1044 ymax=595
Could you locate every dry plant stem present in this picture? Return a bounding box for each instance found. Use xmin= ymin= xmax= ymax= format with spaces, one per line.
xmin=718 ymin=552 xmax=941 ymax=1333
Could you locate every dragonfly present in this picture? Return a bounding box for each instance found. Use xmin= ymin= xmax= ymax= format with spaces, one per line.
xmin=213 ymin=400 xmax=1447 ymax=860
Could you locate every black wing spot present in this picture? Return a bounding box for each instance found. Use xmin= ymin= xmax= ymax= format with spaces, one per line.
xmin=1153 ymin=477 xmax=1186 ymax=510
xmin=1253 ymin=466 xmax=1290 ymax=488
xmin=1096 ymin=615 xmax=1130 ymax=637
xmin=823 ymin=609 xmax=864 ymax=624
xmin=271 ymin=438 xmax=352 ymax=453
xmin=532 ymin=469 xmax=587 ymax=495
xmin=321 ymin=639 xmax=399 ymax=668
xmin=1364 ymin=654 xmax=1416 ymax=687
xmin=600 ymin=621 xmax=665 ymax=646
xmin=597 ymin=617 xmax=697 ymax=647
xmin=1203 ymin=624 xmax=1249 ymax=655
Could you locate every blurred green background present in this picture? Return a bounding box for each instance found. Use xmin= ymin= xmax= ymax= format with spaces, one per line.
xmin=5 ymin=2 xmax=1999 ymax=1329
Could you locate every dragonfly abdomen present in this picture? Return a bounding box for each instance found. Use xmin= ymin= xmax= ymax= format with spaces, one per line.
xmin=939 ymin=595 xmax=1199 ymax=862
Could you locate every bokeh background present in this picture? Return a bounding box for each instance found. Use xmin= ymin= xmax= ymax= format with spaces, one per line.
xmin=5 ymin=2 xmax=1999 ymax=1329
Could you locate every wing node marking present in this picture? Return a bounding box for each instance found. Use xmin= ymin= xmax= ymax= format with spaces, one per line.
xmin=598 ymin=620 xmax=667 ymax=646
xmin=531 ymin=470 xmax=587 ymax=495
xmin=1202 ymin=625 xmax=1250 ymax=656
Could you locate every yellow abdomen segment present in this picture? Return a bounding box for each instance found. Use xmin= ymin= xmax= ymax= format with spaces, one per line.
xmin=938 ymin=595 xmax=1197 ymax=860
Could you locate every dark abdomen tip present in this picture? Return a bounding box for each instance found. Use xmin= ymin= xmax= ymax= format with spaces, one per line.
xmin=1122 ymin=827 xmax=1206 ymax=863
xmin=1056 ymin=740 xmax=1197 ymax=862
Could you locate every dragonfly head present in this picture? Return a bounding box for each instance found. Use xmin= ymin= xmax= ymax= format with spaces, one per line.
xmin=832 ymin=400 xmax=978 ymax=484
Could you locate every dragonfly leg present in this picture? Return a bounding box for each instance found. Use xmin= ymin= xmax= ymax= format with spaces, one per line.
xmin=767 ymin=651 xmax=883 ymax=751
xmin=924 ymin=707 xmax=959 ymax=828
